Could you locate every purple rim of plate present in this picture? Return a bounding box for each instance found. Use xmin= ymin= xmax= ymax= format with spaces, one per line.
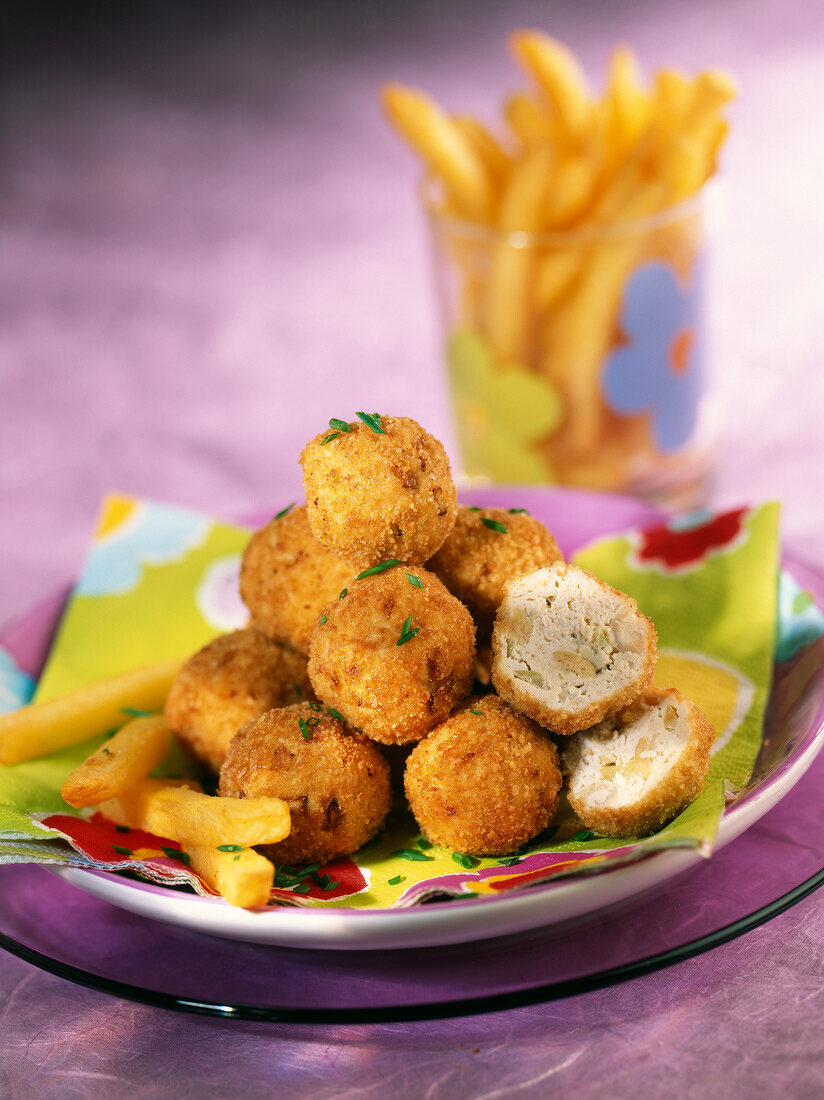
xmin=1 ymin=486 xmax=823 ymax=1019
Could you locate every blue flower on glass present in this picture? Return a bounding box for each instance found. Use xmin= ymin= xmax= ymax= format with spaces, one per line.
xmin=602 ymin=260 xmax=704 ymax=453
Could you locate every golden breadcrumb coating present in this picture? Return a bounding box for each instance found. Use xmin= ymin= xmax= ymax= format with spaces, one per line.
xmin=239 ymin=505 xmax=354 ymax=655
xmin=404 ymin=696 xmax=562 ymax=856
xmin=308 ymin=565 xmax=475 ymax=745
xmin=163 ymin=629 xmax=312 ymax=775
xmin=492 ymin=562 xmax=657 ymax=735
xmin=428 ymin=505 xmax=563 ymax=644
xmin=300 ymin=415 xmax=458 ymax=569
xmin=561 ymin=686 xmax=714 ymax=837
xmin=219 ymin=703 xmax=391 ymax=866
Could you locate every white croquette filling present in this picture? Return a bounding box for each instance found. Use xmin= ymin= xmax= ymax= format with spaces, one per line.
xmin=501 ymin=568 xmax=648 ymax=705
xmin=563 ymin=697 xmax=689 ymax=810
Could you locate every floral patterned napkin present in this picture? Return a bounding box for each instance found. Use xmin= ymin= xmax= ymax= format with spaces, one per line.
xmin=1 ymin=492 xmax=809 ymax=909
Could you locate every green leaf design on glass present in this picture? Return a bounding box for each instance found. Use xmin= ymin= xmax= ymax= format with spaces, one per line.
xmin=792 ymin=590 xmax=814 ymax=614
xmin=446 ymin=326 xmax=563 ymax=484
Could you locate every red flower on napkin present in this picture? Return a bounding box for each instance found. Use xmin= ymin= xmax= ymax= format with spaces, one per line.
xmin=633 ymin=507 xmax=748 ymax=572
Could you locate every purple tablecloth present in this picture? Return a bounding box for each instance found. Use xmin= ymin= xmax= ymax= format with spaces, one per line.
xmin=2 ymin=1 xmax=823 ymax=1095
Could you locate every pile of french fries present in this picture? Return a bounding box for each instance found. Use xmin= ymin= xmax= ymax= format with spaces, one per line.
xmin=0 ymin=664 xmax=290 ymax=908
xmin=382 ymin=31 xmax=735 ymax=491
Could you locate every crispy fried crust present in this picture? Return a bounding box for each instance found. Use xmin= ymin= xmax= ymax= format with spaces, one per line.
xmin=163 ymin=629 xmax=312 ymax=775
xmin=308 ymin=566 xmax=476 ymax=745
xmin=219 ymin=703 xmax=392 ymax=866
xmin=427 ymin=506 xmax=563 ymax=645
xmin=561 ymin=686 xmax=715 ymax=837
xmin=239 ymin=505 xmax=354 ymax=656
xmin=491 ymin=562 xmax=657 ymax=735
xmin=300 ymin=416 xmax=458 ymax=569
xmin=404 ymin=696 xmax=562 ymax=856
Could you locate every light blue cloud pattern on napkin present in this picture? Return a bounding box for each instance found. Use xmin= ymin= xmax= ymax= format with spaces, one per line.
xmin=0 ymin=649 xmax=35 ymax=715
xmin=76 ymin=501 xmax=210 ymax=597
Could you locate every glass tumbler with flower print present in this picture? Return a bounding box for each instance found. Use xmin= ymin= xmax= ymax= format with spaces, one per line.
xmin=425 ymin=182 xmax=713 ymax=510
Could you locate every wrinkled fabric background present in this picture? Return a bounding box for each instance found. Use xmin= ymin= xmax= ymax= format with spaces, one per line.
xmin=1 ymin=1 xmax=823 ymax=1096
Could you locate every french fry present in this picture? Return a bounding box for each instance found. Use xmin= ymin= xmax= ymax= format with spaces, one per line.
xmin=503 ymin=91 xmax=558 ymax=147
xmin=509 ymin=30 xmax=593 ymax=144
xmin=381 ymin=84 xmax=493 ymax=221
xmin=545 ymin=154 xmax=596 ymax=228
xmin=0 ymin=658 xmax=180 ymax=766
xmin=534 ymin=248 xmax=581 ymax=311
xmin=60 ymin=715 xmax=172 ymax=808
xmin=453 ymin=115 xmax=511 ymax=185
xmin=599 ymin=46 xmax=650 ymax=184
xmin=98 ymin=777 xmax=291 ymax=848
xmin=186 ymin=844 xmax=275 ymax=909
xmin=487 ymin=146 xmax=554 ymax=359
xmin=544 ymin=180 xmax=668 ymax=453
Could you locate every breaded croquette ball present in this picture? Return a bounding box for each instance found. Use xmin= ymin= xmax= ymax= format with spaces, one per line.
xmin=404 ymin=696 xmax=562 ymax=856
xmin=561 ymin=686 xmax=714 ymax=838
xmin=428 ymin=505 xmax=563 ymax=644
xmin=219 ymin=703 xmax=392 ymax=866
xmin=163 ymin=629 xmax=312 ymax=775
xmin=308 ymin=565 xmax=475 ymax=745
xmin=300 ymin=415 xmax=458 ymax=569
xmin=492 ymin=563 xmax=657 ymax=736
xmin=239 ymin=504 xmax=354 ymax=655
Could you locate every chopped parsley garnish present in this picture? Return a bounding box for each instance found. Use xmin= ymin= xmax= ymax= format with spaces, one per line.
xmin=305 ymin=716 xmax=321 ymax=728
xmin=321 ymin=431 xmax=342 ymax=445
xmin=339 ymin=587 xmax=348 ymax=600
xmin=417 ymin=837 xmax=433 ymax=850
xmin=355 ymin=411 xmax=387 ymax=434
xmin=217 ymin=844 xmax=244 ymax=853
xmin=405 ymin=572 xmax=423 ymax=588
xmin=497 ymin=856 xmax=523 ymax=867
xmin=292 ymin=883 xmax=312 ymax=895
xmin=328 ymin=418 xmax=351 ymax=433
xmin=112 ymin=845 xmax=132 ymax=856
xmin=468 ymin=506 xmax=482 ymax=512
xmin=481 ymin=517 xmax=508 ymax=534
xmin=396 ymin=616 xmax=420 ymax=646
xmin=308 ymin=701 xmax=322 ymax=711
xmin=121 ymin=706 xmax=151 ymax=717
xmin=452 ymin=852 xmax=478 ymax=869
xmin=388 ymin=875 xmax=406 ymax=886
xmin=293 ymin=682 xmax=304 ymax=698
xmin=392 ymin=848 xmax=433 ymax=862
xmin=319 ymin=613 xmax=327 ymax=626
xmin=470 ymin=709 xmax=484 ymax=716
xmin=326 ymin=707 xmax=345 ymax=721
xmin=298 ymin=717 xmax=313 ymax=740
xmin=161 ymin=847 xmax=190 ymax=865
xmin=114 ymin=824 xmax=131 ymax=834
xmin=274 ymin=503 xmax=295 ymax=520
xmin=101 ymin=748 xmax=111 ymax=756
xmin=573 ymin=830 xmax=596 ymax=842
xmin=508 ymin=507 xmax=530 ymax=514
xmin=356 ymin=559 xmax=401 ymax=580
